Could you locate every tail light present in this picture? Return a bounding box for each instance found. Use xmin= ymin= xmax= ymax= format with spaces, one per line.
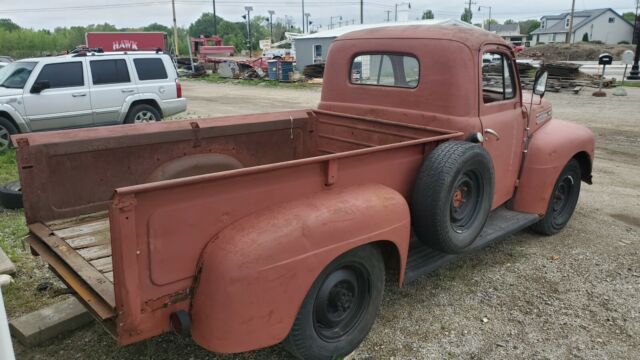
xmin=176 ymin=79 xmax=182 ymax=98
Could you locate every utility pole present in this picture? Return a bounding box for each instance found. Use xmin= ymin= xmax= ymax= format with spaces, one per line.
xmin=302 ymin=0 xmax=305 ymax=33
xmin=385 ymin=10 xmax=392 ymax=22
xmin=268 ymin=10 xmax=275 ymax=43
xmin=465 ymin=0 xmax=477 ymax=24
xmin=171 ymin=0 xmax=179 ymax=56
xmin=566 ymin=0 xmax=576 ymax=43
xmin=478 ymin=6 xmax=492 ymax=31
xmin=243 ymin=6 xmax=253 ymax=58
xmin=629 ymin=0 xmax=640 ymax=80
xmin=330 ymin=16 xmax=342 ymax=30
xmin=305 ymin=13 xmax=311 ymax=34
xmin=360 ymin=0 xmax=364 ymax=24
xmin=212 ymin=0 xmax=217 ymax=35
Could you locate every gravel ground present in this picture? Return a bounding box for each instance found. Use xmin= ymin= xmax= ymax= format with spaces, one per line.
xmin=11 ymin=82 xmax=640 ymax=359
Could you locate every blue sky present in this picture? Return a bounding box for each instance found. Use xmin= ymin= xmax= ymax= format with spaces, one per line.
xmin=0 ymin=0 xmax=636 ymax=30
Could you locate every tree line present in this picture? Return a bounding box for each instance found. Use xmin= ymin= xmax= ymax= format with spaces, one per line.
xmin=0 ymin=14 xmax=300 ymax=59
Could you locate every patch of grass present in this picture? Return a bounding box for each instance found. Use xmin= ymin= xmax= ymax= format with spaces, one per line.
xmin=0 ymin=149 xmax=19 ymax=183
xmin=623 ymin=81 xmax=640 ymax=88
xmin=197 ymin=73 xmax=318 ymax=89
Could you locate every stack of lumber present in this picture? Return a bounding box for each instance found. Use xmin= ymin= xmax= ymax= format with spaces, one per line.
xmin=303 ymin=63 xmax=325 ymax=78
xmin=519 ymin=61 xmax=616 ymax=93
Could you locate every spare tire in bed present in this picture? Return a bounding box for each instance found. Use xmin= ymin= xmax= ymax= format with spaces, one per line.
xmin=0 ymin=180 xmax=23 ymax=210
xmin=411 ymin=141 xmax=494 ymax=254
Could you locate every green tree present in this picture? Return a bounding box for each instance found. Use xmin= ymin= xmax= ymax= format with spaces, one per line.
xmin=518 ymin=19 xmax=540 ymax=34
xmin=461 ymin=8 xmax=473 ymax=23
xmin=422 ymin=10 xmax=434 ymax=20
xmin=504 ymin=19 xmax=516 ymax=24
xmin=622 ymin=12 xmax=636 ymax=24
xmin=0 ymin=19 xmax=20 ymax=32
xmin=144 ymin=23 xmax=171 ymax=33
xmin=582 ymin=32 xmax=589 ymax=42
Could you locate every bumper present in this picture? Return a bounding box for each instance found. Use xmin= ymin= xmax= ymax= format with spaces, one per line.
xmin=161 ymin=98 xmax=187 ymax=118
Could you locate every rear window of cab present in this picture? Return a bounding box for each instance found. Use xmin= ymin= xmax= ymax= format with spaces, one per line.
xmin=350 ymin=54 xmax=419 ymax=88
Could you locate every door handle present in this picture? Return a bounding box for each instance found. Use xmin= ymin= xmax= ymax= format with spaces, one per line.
xmin=484 ymin=128 xmax=500 ymax=140
xmin=121 ymin=89 xmax=135 ymax=93
xmin=72 ymin=93 xmax=87 ymax=97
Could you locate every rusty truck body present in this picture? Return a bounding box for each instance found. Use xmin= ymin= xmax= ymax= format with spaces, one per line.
xmin=15 ymin=25 xmax=594 ymax=359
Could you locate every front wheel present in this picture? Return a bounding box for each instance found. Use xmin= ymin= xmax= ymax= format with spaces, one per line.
xmin=0 ymin=117 xmax=18 ymax=152
xmin=283 ymin=245 xmax=385 ymax=360
xmin=531 ymin=159 xmax=582 ymax=235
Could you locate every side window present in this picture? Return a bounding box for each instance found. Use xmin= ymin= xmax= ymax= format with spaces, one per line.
xmin=313 ymin=44 xmax=323 ymax=60
xmin=35 ymin=62 xmax=84 ymax=89
xmin=90 ymin=59 xmax=130 ymax=85
xmin=351 ymin=54 xmax=419 ymax=88
xmin=134 ymin=58 xmax=168 ymax=81
xmin=481 ymin=52 xmax=515 ymax=104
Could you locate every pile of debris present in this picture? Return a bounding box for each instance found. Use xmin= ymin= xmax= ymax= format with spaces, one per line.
xmin=518 ymin=61 xmax=617 ymax=94
xmin=303 ymin=63 xmax=325 ymax=79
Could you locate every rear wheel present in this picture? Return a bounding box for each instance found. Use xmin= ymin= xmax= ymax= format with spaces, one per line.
xmin=531 ymin=159 xmax=581 ymax=235
xmin=283 ymin=245 xmax=385 ymax=360
xmin=125 ymin=104 xmax=161 ymax=124
xmin=0 ymin=117 xmax=18 ymax=152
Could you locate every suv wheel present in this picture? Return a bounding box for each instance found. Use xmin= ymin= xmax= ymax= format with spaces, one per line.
xmin=126 ymin=104 xmax=161 ymax=124
xmin=0 ymin=117 xmax=18 ymax=152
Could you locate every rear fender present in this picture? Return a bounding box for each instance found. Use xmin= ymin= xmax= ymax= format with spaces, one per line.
xmin=190 ymin=184 xmax=410 ymax=353
xmin=512 ymin=118 xmax=594 ymax=214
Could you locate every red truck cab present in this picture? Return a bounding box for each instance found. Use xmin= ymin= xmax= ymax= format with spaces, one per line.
xmin=15 ymin=25 xmax=594 ymax=360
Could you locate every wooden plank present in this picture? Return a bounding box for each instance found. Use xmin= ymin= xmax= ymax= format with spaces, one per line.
xmin=46 ymin=211 xmax=109 ymax=231
xmin=103 ymin=272 xmax=114 ymax=282
xmin=77 ymin=245 xmax=112 ymax=262
xmin=66 ymin=232 xmax=110 ymax=250
xmin=25 ymin=235 xmax=116 ymax=319
xmin=90 ymin=257 xmax=113 ymax=273
xmin=29 ymin=223 xmax=115 ymax=308
xmin=53 ymin=219 xmax=109 ymax=240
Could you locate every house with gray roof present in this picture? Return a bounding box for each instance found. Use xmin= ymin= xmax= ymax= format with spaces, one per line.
xmin=484 ymin=23 xmax=527 ymax=45
xmin=530 ymin=8 xmax=634 ymax=45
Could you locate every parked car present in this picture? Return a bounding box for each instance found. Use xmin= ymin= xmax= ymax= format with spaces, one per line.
xmin=16 ymin=25 xmax=594 ymax=360
xmin=0 ymin=52 xmax=186 ymax=151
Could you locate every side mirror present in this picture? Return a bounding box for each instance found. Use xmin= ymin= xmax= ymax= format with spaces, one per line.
xmin=533 ymin=70 xmax=548 ymax=98
xmin=31 ymin=80 xmax=50 ymax=94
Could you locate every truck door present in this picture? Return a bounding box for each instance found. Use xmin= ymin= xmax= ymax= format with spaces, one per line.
xmin=478 ymin=49 xmax=525 ymax=208
xmin=23 ymin=59 xmax=94 ymax=131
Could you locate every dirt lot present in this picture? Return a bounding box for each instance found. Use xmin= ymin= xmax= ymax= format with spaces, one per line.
xmin=6 ymin=80 xmax=640 ymax=359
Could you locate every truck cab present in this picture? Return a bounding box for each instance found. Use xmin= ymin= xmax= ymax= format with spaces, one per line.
xmin=15 ymin=25 xmax=594 ymax=360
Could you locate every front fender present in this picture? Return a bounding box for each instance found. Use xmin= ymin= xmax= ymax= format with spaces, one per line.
xmin=512 ymin=118 xmax=595 ymax=215
xmin=0 ymin=103 xmax=31 ymax=133
xmin=190 ymin=184 xmax=410 ymax=353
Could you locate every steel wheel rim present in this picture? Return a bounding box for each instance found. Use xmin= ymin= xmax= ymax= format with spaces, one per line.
xmin=134 ymin=111 xmax=156 ymax=123
xmin=0 ymin=125 xmax=9 ymax=151
xmin=450 ymin=170 xmax=483 ymax=234
xmin=551 ymin=175 xmax=575 ymax=228
xmin=313 ymin=264 xmax=370 ymax=342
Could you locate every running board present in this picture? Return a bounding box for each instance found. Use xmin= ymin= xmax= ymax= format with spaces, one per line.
xmin=404 ymin=207 xmax=540 ymax=284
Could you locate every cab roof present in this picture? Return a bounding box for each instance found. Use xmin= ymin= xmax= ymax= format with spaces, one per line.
xmin=336 ymin=25 xmax=507 ymax=50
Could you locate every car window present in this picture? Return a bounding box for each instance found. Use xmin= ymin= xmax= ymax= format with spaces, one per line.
xmin=134 ymin=58 xmax=168 ymax=81
xmin=482 ymin=52 xmax=515 ymax=103
xmin=0 ymin=62 xmax=37 ymax=89
xmin=90 ymin=59 xmax=130 ymax=85
xmin=35 ymin=62 xmax=84 ymax=89
xmin=351 ymin=54 xmax=419 ymax=89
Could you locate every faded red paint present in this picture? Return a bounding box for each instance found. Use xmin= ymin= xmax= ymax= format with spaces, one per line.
xmin=15 ymin=25 xmax=594 ymax=354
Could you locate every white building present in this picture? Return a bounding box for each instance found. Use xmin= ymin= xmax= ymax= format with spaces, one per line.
xmin=530 ymin=8 xmax=634 ymax=45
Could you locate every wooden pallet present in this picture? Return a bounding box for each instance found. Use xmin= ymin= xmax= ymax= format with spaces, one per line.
xmin=45 ymin=211 xmax=114 ymax=282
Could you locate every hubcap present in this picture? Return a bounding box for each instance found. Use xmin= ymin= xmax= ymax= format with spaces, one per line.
xmin=313 ymin=266 xmax=369 ymax=342
xmin=0 ymin=125 xmax=9 ymax=151
xmin=134 ymin=111 xmax=157 ymax=123
xmin=551 ymin=175 xmax=575 ymax=227
xmin=450 ymin=170 xmax=483 ymax=233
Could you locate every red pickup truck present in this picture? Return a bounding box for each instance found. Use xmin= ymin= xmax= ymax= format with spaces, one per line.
xmin=15 ymin=25 xmax=594 ymax=359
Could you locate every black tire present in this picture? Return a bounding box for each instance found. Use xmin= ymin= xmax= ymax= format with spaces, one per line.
xmin=283 ymin=245 xmax=385 ymax=360
xmin=0 ymin=116 xmax=18 ymax=152
xmin=0 ymin=180 xmax=23 ymax=210
xmin=411 ymin=141 xmax=494 ymax=254
xmin=125 ymin=104 xmax=161 ymax=124
xmin=531 ymin=159 xmax=582 ymax=235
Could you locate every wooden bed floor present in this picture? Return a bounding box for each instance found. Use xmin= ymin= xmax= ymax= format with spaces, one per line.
xmin=45 ymin=211 xmax=114 ymax=282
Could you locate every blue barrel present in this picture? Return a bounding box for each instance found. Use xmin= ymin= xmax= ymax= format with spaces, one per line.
xmin=279 ymin=61 xmax=294 ymax=81
xmin=267 ymin=60 xmax=279 ymax=80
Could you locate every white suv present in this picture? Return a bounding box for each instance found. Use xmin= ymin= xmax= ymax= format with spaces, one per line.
xmin=0 ymin=52 xmax=186 ymax=150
